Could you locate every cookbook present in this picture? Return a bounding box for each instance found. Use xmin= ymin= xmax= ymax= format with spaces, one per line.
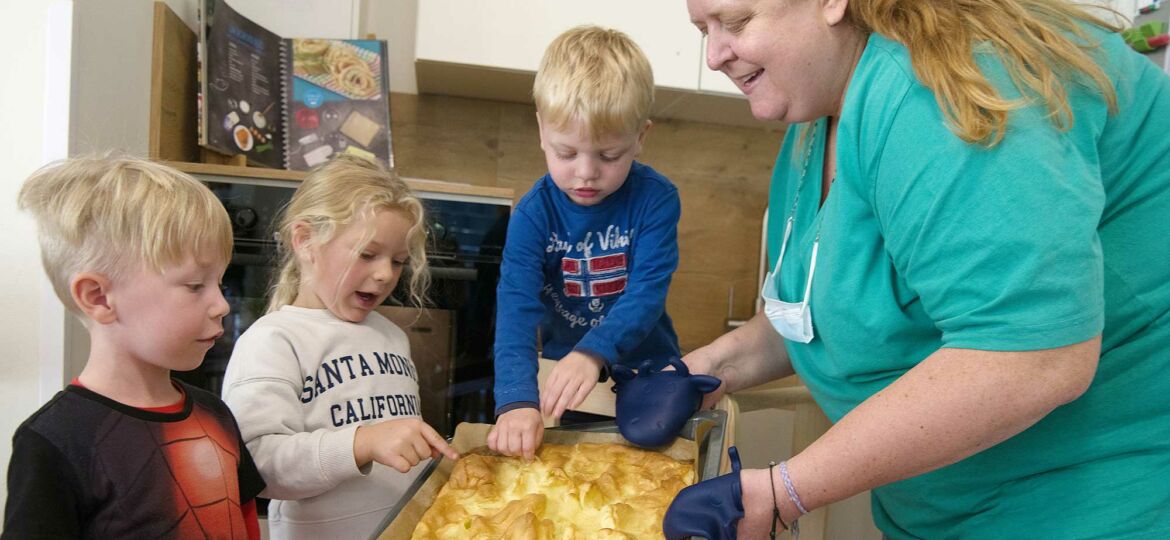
xmin=197 ymin=0 xmax=394 ymax=170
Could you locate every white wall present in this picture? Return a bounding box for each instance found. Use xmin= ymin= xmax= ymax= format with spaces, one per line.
xmin=1086 ymin=0 xmax=1141 ymax=22
xmin=1110 ymin=0 xmax=1140 ymax=20
xmin=0 ymin=0 xmax=57 ymax=520
xmin=70 ymin=0 xmax=196 ymax=155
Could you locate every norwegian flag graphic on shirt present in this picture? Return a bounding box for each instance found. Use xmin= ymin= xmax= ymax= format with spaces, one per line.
xmin=562 ymin=253 xmax=628 ymax=298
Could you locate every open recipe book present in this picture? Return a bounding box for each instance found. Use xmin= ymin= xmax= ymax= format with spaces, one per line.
xmin=197 ymin=0 xmax=394 ymax=170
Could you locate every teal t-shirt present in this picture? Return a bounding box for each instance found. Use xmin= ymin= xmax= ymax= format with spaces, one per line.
xmin=766 ymin=29 xmax=1170 ymax=538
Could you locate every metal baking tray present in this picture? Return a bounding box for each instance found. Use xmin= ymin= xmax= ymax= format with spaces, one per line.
xmin=370 ymin=409 xmax=727 ymax=539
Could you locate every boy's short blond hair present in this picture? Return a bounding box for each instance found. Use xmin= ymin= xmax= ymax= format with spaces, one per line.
xmin=533 ymin=25 xmax=654 ymax=139
xmin=17 ymin=155 xmax=232 ymax=314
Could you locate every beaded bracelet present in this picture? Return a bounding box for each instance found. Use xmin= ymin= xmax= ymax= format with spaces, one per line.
xmin=779 ymin=460 xmax=809 ymax=515
xmin=777 ymin=461 xmax=806 ymax=538
xmin=767 ymin=461 xmax=788 ymax=538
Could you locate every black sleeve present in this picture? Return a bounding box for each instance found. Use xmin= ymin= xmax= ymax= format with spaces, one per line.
xmin=235 ymin=428 xmax=266 ymax=503
xmin=2 ymin=428 xmax=83 ymax=539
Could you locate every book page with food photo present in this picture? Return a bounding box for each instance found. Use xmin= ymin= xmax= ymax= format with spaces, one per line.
xmin=284 ymin=38 xmax=393 ymax=171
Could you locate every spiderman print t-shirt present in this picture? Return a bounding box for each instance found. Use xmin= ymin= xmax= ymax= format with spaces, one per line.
xmin=3 ymin=381 xmax=265 ymax=539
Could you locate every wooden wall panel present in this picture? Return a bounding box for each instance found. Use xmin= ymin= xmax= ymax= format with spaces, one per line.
xmin=389 ymin=92 xmax=783 ymax=352
xmin=645 ymin=120 xmax=780 ymax=350
xmin=148 ymin=2 xmax=199 ymax=163
xmin=493 ymin=103 xmax=546 ymax=200
xmin=388 ymin=93 xmax=503 ymax=185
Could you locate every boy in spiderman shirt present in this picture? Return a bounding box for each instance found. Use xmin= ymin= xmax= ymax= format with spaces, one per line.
xmin=3 ymin=155 xmax=265 ymax=539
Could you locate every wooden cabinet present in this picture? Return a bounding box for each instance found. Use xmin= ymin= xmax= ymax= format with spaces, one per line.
xmin=416 ymin=0 xmax=703 ymax=91
xmin=412 ymin=0 xmax=760 ymax=126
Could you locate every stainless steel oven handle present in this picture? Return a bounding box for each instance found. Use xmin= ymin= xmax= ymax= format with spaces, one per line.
xmin=428 ymin=267 xmax=478 ymax=281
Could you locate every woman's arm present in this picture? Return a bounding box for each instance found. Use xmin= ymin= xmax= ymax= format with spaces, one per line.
xmin=736 ymin=337 xmax=1100 ymax=534
xmin=683 ymin=310 xmax=794 ymax=408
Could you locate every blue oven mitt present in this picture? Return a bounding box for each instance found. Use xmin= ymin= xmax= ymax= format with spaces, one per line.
xmin=663 ymin=446 xmax=744 ymax=540
xmin=611 ymin=358 xmax=721 ymax=447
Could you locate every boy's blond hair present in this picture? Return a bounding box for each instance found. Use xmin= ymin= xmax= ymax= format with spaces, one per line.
xmin=17 ymin=154 xmax=233 ymax=315
xmin=268 ymin=154 xmax=429 ymax=313
xmin=533 ymin=25 xmax=654 ymax=139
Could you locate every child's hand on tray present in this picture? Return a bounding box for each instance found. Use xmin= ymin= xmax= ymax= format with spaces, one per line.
xmin=355 ymin=417 xmax=460 ymax=472
xmin=488 ymin=407 xmax=544 ymax=460
xmin=541 ymin=351 xmax=605 ymax=419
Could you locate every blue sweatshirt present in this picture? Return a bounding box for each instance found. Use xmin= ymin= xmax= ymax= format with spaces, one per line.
xmin=493 ymin=161 xmax=682 ymax=411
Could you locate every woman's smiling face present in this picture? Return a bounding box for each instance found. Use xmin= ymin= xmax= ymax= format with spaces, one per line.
xmin=687 ymin=0 xmax=859 ymax=123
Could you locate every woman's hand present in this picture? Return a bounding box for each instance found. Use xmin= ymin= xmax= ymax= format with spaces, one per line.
xmin=540 ymin=351 xmax=605 ymax=418
xmin=685 ymin=311 xmax=794 ymax=410
xmin=682 ymin=349 xmax=727 ymax=410
xmin=487 ymin=407 xmax=544 ymax=460
xmin=735 ymin=467 xmax=799 ymax=538
xmin=354 ymin=417 xmax=460 ymax=473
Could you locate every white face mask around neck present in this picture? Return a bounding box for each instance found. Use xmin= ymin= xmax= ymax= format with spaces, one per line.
xmin=761 ymin=216 xmax=819 ymax=343
xmin=761 ymin=131 xmax=825 ymax=344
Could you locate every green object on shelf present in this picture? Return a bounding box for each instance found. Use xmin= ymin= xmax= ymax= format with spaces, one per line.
xmin=1123 ymin=21 xmax=1170 ymax=53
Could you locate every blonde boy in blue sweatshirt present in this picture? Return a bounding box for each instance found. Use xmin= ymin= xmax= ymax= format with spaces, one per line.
xmin=489 ymin=26 xmax=682 ymax=459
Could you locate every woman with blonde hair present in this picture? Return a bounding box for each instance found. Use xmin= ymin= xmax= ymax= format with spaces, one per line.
xmin=666 ymin=0 xmax=1170 ymax=537
xmin=222 ymin=155 xmax=459 ymax=539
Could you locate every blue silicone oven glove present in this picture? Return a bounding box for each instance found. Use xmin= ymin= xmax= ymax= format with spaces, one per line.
xmin=663 ymin=446 xmax=745 ymax=540
xmin=611 ymin=358 xmax=721 ymax=447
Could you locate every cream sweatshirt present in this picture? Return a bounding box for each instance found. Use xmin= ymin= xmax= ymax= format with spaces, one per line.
xmin=222 ymin=306 xmax=428 ymax=539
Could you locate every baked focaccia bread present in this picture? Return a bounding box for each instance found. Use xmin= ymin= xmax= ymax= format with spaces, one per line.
xmin=411 ymin=443 xmax=695 ymax=539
